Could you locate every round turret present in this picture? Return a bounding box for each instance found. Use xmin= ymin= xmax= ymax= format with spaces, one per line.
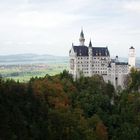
xmin=128 ymin=46 xmax=135 ymax=68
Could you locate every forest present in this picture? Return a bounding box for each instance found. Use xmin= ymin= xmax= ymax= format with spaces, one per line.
xmin=0 ymin=68 xmax=140 ymax=140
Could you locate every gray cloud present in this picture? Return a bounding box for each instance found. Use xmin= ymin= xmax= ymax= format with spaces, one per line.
xmin=0 ymin=0 xmax=139 ymax=56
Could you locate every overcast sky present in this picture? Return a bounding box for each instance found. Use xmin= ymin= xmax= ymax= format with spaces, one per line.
xmin=0 ymin=0 xmax=140 ymax=57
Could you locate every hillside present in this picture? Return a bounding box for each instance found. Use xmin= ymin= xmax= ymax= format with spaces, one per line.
xmin=0 ymin=70 xmax=140 ymax=140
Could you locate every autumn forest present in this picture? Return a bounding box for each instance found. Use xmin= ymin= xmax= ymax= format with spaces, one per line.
xmin=0 ymin=68 xmax=140 ymax=140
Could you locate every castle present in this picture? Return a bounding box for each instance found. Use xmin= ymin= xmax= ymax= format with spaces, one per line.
xmin=69 ymin=29 xmax=136 ymax=88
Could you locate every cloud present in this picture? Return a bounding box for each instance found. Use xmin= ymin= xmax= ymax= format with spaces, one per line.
xmin=123 ymin=1 xmax=140 ymax=13
xmin=17 ymin=11 xmax=81 ymax=28
xmin=0 ymin=0 xmax=91 ymax=29
xmin=0 ymin=0 xmax=139 ymax=56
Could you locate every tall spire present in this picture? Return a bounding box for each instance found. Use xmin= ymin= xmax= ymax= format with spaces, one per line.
xmin=79 ymin=28 xmax=85 ymax=46
xmin=89 ymin=39 xmax=92 ymax=47
xmin=80 ymin=29 xmax=84 ymax=38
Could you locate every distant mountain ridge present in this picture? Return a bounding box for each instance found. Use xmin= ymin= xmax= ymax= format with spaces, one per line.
xmin=0 ymin=54 xmax=140 ymax=67
xmin=0 ymin=54 xmax=68 ymax=65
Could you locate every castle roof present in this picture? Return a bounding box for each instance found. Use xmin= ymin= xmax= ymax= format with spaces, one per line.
xmin=80 ymin=29 xmax=84 ymax=38
xmin=72 ymin=45 xmax=110 ymax=57
xmin=130 ymin=46 xmax=134 ymax=49
xmin=110 ymin=59 xmax=128 ymax=65
xmin=115 ymin=62 xmax=128 ymax=65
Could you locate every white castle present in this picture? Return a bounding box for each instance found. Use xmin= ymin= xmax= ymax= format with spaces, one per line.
xmin=69 ymin=29 xmax=136 ymax=88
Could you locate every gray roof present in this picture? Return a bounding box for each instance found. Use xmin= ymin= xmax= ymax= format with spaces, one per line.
xmin=130 ymin=46 xmax=134 ymax=49
xmin=115 ymin=62 xmax=128 ymax=65
xmin=110 ymin=59 xmax=128 ymax=65
xmin=72 ymin=45 xmax=110 ymax=56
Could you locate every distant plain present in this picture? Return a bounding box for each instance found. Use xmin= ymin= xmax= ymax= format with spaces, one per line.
xmin=0 ymin=54 xmax=139 ymax=82
xmin=0 ymin=54 xmax=68 ymax=82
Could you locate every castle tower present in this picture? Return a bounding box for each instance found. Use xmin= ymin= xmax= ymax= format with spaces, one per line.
xmin=79 ymin=29 xmax=85 ymax=46
xmin=89 ymin=39 xmax=92 ymax=48
xmin=128 ymin=46 xmax=136 ymax=69
xmin=88 ymin=39 xmax=92 ymax=77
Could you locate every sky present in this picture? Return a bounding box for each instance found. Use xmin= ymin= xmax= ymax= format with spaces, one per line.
xmin=0 ymin=0 xmax=140 ymax=57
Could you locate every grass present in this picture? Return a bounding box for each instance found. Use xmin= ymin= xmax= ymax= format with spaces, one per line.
xmin=0 ymin=63 xmax=69 ymax=82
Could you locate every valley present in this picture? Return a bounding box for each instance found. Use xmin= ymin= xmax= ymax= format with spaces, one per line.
xmin=0 ymin=54 xmax=140 ymax=82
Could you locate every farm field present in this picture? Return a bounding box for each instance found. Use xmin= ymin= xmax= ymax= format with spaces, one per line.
xmin=0 ymin=63 xmax=69 ymax=82
xmin=0 ymin=54 xmax=69 ymax=82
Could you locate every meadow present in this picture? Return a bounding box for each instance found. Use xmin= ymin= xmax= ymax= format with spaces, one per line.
xmin=0 ymin=63 xmax=69 ymax=82
xmin=0 ymin=54 xmax=69 ymax=82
